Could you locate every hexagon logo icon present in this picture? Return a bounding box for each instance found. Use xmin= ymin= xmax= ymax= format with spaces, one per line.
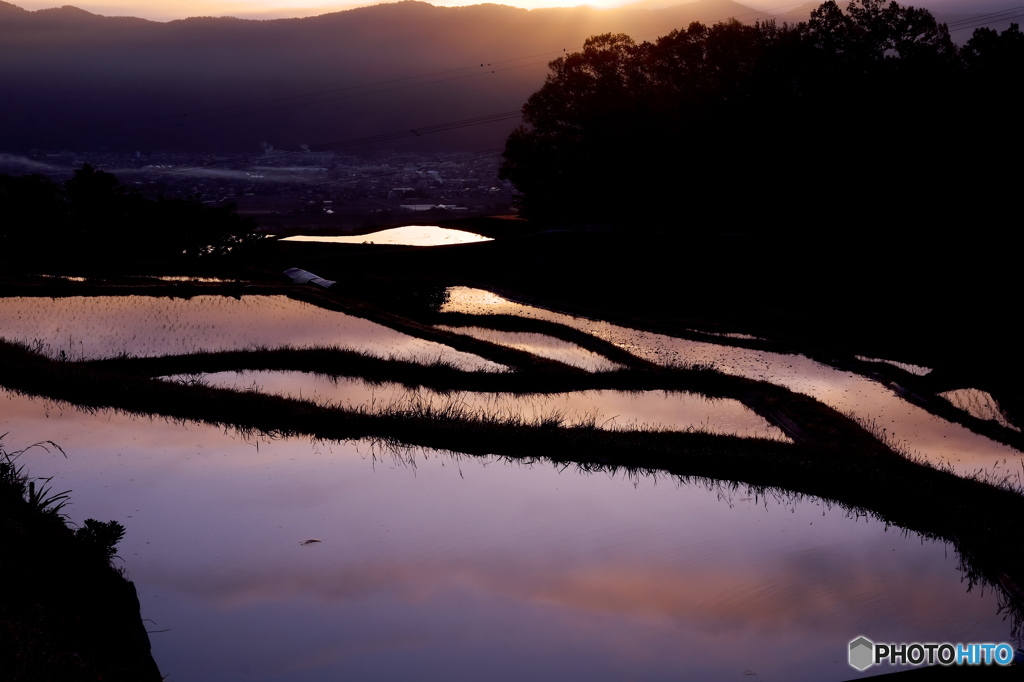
xmin=849 ymin=636 xmax=875 ymax=671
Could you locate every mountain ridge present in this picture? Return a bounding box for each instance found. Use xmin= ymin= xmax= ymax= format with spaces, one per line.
xmin=2 ymin=0 xmax=1012 ymax=153
xmin=0 ymin=0 xmax=781 ymax=152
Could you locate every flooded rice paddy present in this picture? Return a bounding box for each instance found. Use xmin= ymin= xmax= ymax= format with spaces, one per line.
xmin=163 ymin=370 xmax=788 ymax=439
xmin=440 ymin=287 xmax=1022 ymax=476
xmin=434 ymin=325 xmax=622 ymax=372
xmin=281 ymin=225 xmax=491 ymax=246
xmin=941 ymin=388 xmax=1021 ymax=433
xmin=2 ymin=389 xmax=1013 ymax=682
xmin=2 ymin=286 xmax=1022 ymax=680
xmin=0 ymin=296 xmax=501 ymax=370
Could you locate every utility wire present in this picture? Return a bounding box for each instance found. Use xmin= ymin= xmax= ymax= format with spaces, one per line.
xmin=5 ymin=0 xmax=820 ymax=145
xmin=138 ymin=113 xmax=521 ymax=180
xmin=5 ymin=0 xmax=1019 ymax=150
xmin=116 ymin=63 xmax=544 ymax=139
xmin=945 ymin=6 xmax=1024 ymax=32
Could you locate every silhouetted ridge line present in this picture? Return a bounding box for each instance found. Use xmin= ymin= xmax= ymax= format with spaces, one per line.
xmin=2 ymin=0 xmax=1016 ymax=153
xmin=0 ymin=0 xmax=785 ymax=151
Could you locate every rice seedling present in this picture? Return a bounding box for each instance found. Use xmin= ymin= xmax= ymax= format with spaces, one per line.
xmin=0 ymin=295 xmax=500 ymax=370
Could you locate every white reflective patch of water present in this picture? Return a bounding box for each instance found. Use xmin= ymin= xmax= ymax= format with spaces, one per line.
xmin=692 ymin=329 xmax=765 ymax=341
xmin=281 ymin=225 xmax=491 ymax=246
xmin=855 ymin=355 xmax=932 ymax=376
xmin=441 ymin=288 xmax=1022 ymax=475
xmin=0 ymin=389 xmax=1008 ymax=682
xmin=37 ymin=274 xmax=88 ymax=281
xmin=940 ymin=388 xmax=1020 ymax=433
xmin=0 ymin=296 xmax=501 ymax=371
xmin=434 ymin=325 xmax=623 ymax=373
xmin=162 ymin=371 xmax=789 ymax=440
xmin=147 ymin=276 xmax=239 ymax=283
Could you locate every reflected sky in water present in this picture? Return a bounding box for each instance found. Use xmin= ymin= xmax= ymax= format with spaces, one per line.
xmin=441 ymin=288 xmax=1024 ymax=476
xmin=281 ymin=225 xmax=491 ymax=246
xmin=434 ymin=324 xmax=623 ymax=372
xmin=941 ymin=388 xmax=1021 ymax=433
xmin=0 ymin=295 xmax=500 ymax=371
xmin=164 ymin=370 xmax=788 ymax=439
xmin=0 ymin=390 xmax=1012 ymax=682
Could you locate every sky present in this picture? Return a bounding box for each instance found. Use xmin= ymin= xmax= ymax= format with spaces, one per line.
xmin=11 ymin=0 xmax=644 ymax=19
xmin=0 ymin=0 xmax=869 ymax=21
xmin=8 ymin=0 xmax=1016 ymax=21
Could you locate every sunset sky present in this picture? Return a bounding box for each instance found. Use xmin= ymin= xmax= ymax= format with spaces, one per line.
xmin=13 ymin=0 xmax=642 ymax=19
xmin=9 ymin=0 xmax=1011 ymax=21
xmin=8 ymin=0 xmax=853 ymax=21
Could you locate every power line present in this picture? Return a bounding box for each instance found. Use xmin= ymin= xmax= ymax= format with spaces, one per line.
xmin=945 ymin=6 xmax=1024 ymax=32
xmin=138 ymin=113 xmax=521 ymax=181
xmin=5 ymin=0 xmax=1019 ymax=151
xmin=4 ymin=0 xmax=819 ymax=146
xmin=117 ymin=62 xmax=545 ymax=139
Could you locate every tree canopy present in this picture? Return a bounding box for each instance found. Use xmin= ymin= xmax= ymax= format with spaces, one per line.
xmin=0 ymin=164 xmax=261 ymax=268
xmin=500 ymin=0 xmax=1023 ymax=230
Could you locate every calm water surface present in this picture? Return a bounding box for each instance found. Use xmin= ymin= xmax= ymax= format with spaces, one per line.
xmin=163 ymin=371 xmax=788 ymax=439
xmin=0 ymin=295 xmax=500 ymax=371
xmin=434 ymin=324 xmax=623 ymax=372
xmin=941 ymin=388 xmax=1021 ymax=433
xmin=281 ymin=226 xmax=491 ymax=246
xmin=440 ymin=288 xmax=1023 ymax=476
xmin=0 ymin=390 xmax=1013 ymax=682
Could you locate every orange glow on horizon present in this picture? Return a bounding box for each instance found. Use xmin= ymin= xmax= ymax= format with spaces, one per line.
xmin=9 ymin=0 xmax=775 ymax=23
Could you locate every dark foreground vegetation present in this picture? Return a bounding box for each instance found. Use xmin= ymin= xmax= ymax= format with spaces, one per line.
xmin=0 ymin=439 xmax=162 ymax=682
xmin=501 ymin=0 xmax=1024 ymax=228
xmin=0 ymin=163 xmax=261 ymax=265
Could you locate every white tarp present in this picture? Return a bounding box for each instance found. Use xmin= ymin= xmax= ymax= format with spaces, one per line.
xmin=284 ymin=267 xmax=336 ymax=289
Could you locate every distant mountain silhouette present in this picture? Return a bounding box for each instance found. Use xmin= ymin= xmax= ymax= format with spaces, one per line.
xmin=0 ymin=0 xmax=787 ymax=153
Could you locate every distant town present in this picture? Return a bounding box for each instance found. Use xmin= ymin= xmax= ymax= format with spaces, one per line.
xmin=0 ymin=149 xmax=517 ymax=234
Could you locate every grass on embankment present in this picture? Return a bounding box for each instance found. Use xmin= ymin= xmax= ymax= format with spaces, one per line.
xmin=0 ymin=440 xmax=162 ymax=682
xmin=79 ymin=343 xmax=887 ymax=449
xmin=6 ymin=338 xmax=1024 ymax=626
xmin=11 ymin=275 xmax=1020 ymax=452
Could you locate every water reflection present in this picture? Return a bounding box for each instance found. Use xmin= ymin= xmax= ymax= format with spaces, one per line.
xmin=281 ymin=225 xmax=491 ymax=246
xmin=941 ymin=388 xmax=1021 ymax=433
xmin=855 ymin=355 xmax=932 ymax=376
xmin=434 ymin=325 xmax=623 ymax=372
xmin=0 ymin=389 xmax=1013 ymax=682
xmin=162 ymin=370 xmax=788 ymax=439
xmin=441 ymin=287 xmax=1023 ymax=475
xmin=0 ymin=295 xmax=499 ymax=371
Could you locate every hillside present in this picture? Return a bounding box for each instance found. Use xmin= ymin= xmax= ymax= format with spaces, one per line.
xmin=0 ymin=0 xmax=778 ymax=153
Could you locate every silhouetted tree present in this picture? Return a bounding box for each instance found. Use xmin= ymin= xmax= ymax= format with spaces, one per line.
xmin=0 ymin=164 xmax=261 ymax=267
xmin=501 ymin=0 xmax=1017 ymax=232
xmin=0 ymin=173 xmax=65 ymax=254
